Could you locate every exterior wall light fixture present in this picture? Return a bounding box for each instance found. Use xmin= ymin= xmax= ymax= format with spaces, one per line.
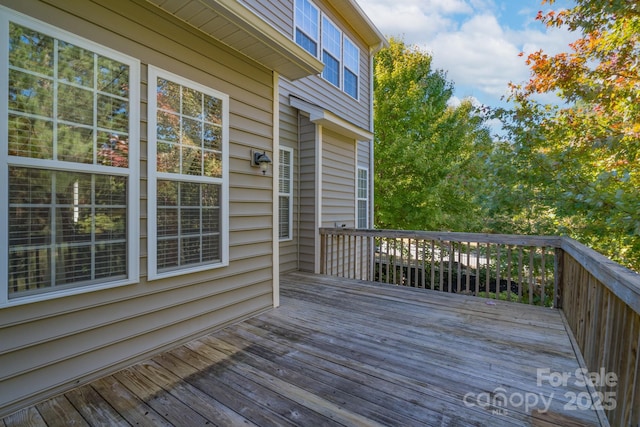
xmin=251 ymin=150 xmax=272 ymax=175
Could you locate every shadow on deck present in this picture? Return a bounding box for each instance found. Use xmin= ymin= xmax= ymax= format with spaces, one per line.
xmin=3 ymin=272 xmax=604 ymax=426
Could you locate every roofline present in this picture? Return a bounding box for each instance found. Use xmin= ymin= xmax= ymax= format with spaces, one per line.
xmin=325 ymin=0 xmax=388 ymax=53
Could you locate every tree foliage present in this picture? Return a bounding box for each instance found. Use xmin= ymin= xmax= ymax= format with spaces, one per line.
xmin=491 ymin=0 xmax=640 ymax=270
xmin=373 ymin=39 xmax=493 ymax=231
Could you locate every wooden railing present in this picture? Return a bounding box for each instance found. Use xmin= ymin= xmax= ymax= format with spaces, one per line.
xmin=319 ymin=228 xmax=640 ymax=426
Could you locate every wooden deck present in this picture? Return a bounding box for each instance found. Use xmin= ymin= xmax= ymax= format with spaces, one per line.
xmin=3 ymin=272 xmax=604 ymax=427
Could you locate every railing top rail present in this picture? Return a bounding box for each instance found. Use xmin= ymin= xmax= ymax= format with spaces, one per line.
xmin=560 ymin=236 xmax=640 ymax=315
xmin=319 ymin=228 xmax=640 ymax=315
xmin=319 ymin=228 xmax=563 ymax=247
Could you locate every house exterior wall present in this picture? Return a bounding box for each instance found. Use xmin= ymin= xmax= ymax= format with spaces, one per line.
xmin=322 ymin=129 xmax=356 ymax=228
xmin=250 ymin=0 xmax=379 ymax=273
xmin=297 ymin=114 xmax=318 ymax=273
xmin=0 ymin=0 xmax=277 ymax=415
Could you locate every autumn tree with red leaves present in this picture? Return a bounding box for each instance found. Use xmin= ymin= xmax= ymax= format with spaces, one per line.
xmin=488 ymin=0 xmax=640 ymax=270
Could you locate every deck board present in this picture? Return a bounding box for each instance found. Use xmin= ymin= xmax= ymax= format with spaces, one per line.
xmin=3 ymin=272 xmax=604 ymax=426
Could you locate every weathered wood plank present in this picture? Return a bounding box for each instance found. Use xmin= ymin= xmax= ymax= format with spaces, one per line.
xmin=2 ymin=407 xmax=46 ymax=427
xmin=35 ymin=395 xmax=88 ymax=426
xmin=90 ymin=376 xmax=171 ymax=427
xmin=113 ymin=367 xmax=211 ymax=426
xmin=139 ymin=356 xmax=258 ymax=427
xmin=64 ymin=384 xmax=129 ymax=426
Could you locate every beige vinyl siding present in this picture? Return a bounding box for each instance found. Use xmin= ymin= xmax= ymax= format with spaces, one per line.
xmin=278 ymin=99 xmax=300 ymax=274
xmin=0 ymin=0 xmax=275 ymax=415
xmin=357 ymin=140 xmax=370 ymax=167
xmin=241 ymin=0 xmax=293 ymax=37
xmin=298 ymin=114 xmax=317 ymax=272
xmin=322 ymin=129 xmax=356 ymax=228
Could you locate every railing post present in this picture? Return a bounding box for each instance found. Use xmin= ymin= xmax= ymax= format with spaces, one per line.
xmin=554 ymin=247 xmax=563 ymax=309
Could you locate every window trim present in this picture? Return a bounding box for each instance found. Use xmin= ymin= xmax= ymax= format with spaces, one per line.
xmin=147 ymin=65 xmax=229 ymax=281
xmin=0 ymin=7 xmax=140 ymax=306
xmin=356 ymin=166 xmax=369 ymax=229
xmin=279 ymin=146 xmax=294 ymax=242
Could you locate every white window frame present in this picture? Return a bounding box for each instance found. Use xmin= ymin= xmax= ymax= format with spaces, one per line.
xmin=279 ymin=147 xmax=293 ymax=241
xmin=0 ymin=7 xmax=140 ymax=306
xmin=321 ymin=14 xmax=342 ymax=88
xmin=147 ymin=66 xmax=229 ymax=281
xmin=357 ymin=167 xmax=369 ymax=229
xmin=294 ymin=0 xmax=319 ymax=57
xmin=343 ymin=36 xmax=360 ymax=100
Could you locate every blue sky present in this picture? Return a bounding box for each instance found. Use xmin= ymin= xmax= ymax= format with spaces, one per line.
xmin=357 ymin=0 xmax=577 ymax=110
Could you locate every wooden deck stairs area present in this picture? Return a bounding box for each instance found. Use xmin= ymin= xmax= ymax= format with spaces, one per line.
xmin=2 ymin=272 xmax=605 ymax=426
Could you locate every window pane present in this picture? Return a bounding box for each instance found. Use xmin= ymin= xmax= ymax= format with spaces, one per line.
xmin=7 ymin=23 xmax=130 ymax=169
xmin=57 ymin=124 xmax=94 ymax=164
xmin=157 ymin=142 xmax=180 ymax=173
xmin=344 ymin=68 xmax=358 ymax=99
xmin=97 ymin=94 xmax=129 ymax=133
xmin=203 ymin=123 xmax=222 ymax=150
xmin=182 ymin=86 xmax=202 ymax=118
xmin=8 ymin=114 xmax=53 ymax=159
xmin=9 ymin=69 xmax=54 ymax=117
xmin=279 ymin=195 xmax=290 ymax=239
xmin=95 ymin=242 xmax=126 ymax=278
xmin=204 ymin=95 xmax=223 ymax=124
xmin=97 ymin=56 xmax=129 ymax=97
xmin=58 ymin=83 xmax=94 ymax=125
xmin=157 ymin=239 xmax=179 ymax=269
xmin=9 ymin=167 xmax=128 ymax=297
xmin=295 ymin=30 xmax=317 ymax=57
xmin=203 ymin=151 xmax=222 ymax=178
xmin=322 ymin=17 xmax=341 ymax=58
xmin=157 ymin=78 xmax=181 ymax=113
xmin=202 ymin=234 xmax=220 ymax=262
xmin=156 ymin=180 xmax=221 ymax=272
xmin=58 ymin=41 xmax=94 ymax=87
xmin=97 ymin=132 xmax=129 ymax=167
xmin=322 ymin=52 xmax=340 ymax=87
xmin=9 ymin=23 xmax=54 ymax=75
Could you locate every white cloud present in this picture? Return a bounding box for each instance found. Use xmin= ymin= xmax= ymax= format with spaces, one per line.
xmin=358 ymin=0 xmax=576 ymax=108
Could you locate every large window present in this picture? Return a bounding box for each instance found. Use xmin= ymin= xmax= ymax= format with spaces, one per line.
xmin=321 ymin=16 xmax=341 ymax=88
xmin=147 ymin=66 xmax=229 ymax=280
xmin=357 ymin=167 xmax=369 ymax=228
xmin=279 ymin=147 xmax=293 ymax=241
xmin=343 ymin=37 xmax=359 ymax=99
xmin=1 ymin=12 xmax=140 ymax=305
xmin=294 ymin=0 xmax=319 ymax=57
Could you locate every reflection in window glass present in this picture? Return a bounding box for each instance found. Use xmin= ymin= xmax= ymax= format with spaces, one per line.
xmin=151 ymin=69 xmax=227 ymax=277
xmin=4 ymin=17 xmax=137 ymax=301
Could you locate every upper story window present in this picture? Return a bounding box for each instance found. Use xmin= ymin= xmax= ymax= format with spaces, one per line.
xmin=295 ymin=0 xmax=319 ymax=57
xmin=1 ymin=11 xmax=140 ymax=305
xmin=343 ymin=37 xmax=359 ymax=99
xmin=294 ymin=0 xmax=360 ymax=99
xmin=321 ymin=16 xmax=341 ymax=88
xmin=147 ymin=66 xmax=229 ymax=280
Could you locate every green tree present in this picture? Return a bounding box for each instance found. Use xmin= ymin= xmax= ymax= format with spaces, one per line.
xmin=491 ymin=0 xmax=640 ymax=270
xmin=373 ymin=38 xmax=493 ymax=231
